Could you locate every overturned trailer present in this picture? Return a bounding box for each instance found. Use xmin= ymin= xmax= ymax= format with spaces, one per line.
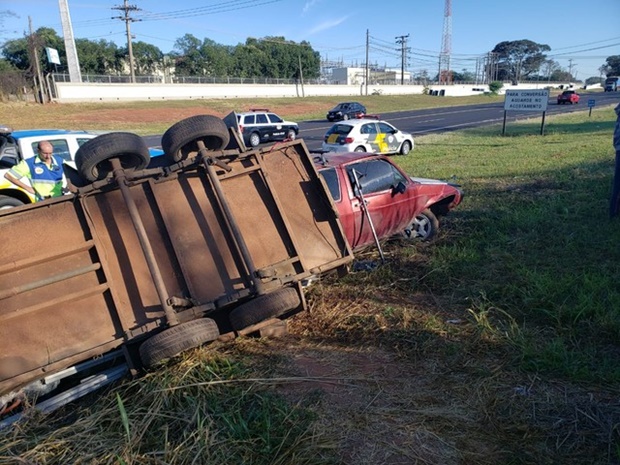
xmin=0 ymin=115 xmax=353 ymax=425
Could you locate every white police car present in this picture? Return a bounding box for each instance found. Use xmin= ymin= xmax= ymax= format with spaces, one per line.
xmin=322 ymin=117 xmax=414 ymax=156
xmin=235 ymin=109 xmax=299 ymax=148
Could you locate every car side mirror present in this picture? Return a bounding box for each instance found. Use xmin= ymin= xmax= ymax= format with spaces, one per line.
xmin=393 ymin=181 xmax=406 ymax=195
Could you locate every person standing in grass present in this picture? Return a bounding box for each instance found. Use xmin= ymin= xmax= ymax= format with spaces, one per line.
xmin=610 ymin=103 xmax=620 ymax=218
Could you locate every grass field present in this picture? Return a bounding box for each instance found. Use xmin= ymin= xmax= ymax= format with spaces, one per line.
xmin=1 ymin=98 xmax=619 ymax=464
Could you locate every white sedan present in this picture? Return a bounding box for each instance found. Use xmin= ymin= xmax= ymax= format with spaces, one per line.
xmin=322 ymin=118 xmax=414 ymax=155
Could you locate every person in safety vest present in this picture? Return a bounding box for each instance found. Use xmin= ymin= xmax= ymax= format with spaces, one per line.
xmin=4 ymin=140 xmax=67 ymax=201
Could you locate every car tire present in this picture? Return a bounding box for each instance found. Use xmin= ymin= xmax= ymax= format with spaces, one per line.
xmin=354 ymin=146 xmax=366 ymax=152
xmin=0 ymin=195 xmax=25 ymax=209
xmin=286 ymin=128 xmax=297 ymax=140
xmin=161 ymin=115 xmax=230 ymax=163
xmin=229 ymin=287 xmax=301 ymax=331
xmin=399 ymin=140 xmax=412 ymax=156
xmin=248 ymin=132 xmax=261 ymax=147
xmin=75 ymin=132 xmax=150 ymax=183
xmin=139 ymin=318 xmax=220 ymax=367
xmin=402 ymin=209 xmax=439 ymax=241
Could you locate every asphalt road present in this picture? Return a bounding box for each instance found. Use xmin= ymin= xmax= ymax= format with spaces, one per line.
xmin=145 ymin=92 xmax=620 ymax=153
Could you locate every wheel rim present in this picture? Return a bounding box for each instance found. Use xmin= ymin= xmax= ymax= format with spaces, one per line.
xmin=401 ymin=142 xmax=411 ymax=155
xmin=250 ymin=133 xmax=260 ymax=147
xmin=354 ymin=146 xmax=365 ymax=152
xmin=413 ymin=215 xmax=431 ymax=239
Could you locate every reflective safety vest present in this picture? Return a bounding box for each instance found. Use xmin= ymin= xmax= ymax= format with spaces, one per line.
xmin=8 ymin=155 xmax=65 ymax=201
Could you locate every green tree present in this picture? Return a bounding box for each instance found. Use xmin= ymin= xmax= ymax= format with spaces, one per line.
xmin=488 ymin=81 xmax=503 ymax=93
xmin=76 ymin=39 xmax=119 ymax=74
xmin=118 ymin=41 xmax=163 ymax=75
xmin=602 ymin=55 xmax=620 ymax=76
xmin=172 ymin=34 xmax=206 ymax=76
xmin=492 ymin=39 xmax=550 ymax=82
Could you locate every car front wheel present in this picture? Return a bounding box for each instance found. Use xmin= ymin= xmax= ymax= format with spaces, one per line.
xmin=286 ymin=129 xmax=297 ymax=140
xmin=402 ymin=209 xmax=439 ymax=241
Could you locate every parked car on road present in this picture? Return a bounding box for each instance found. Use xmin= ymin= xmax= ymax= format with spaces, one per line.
xmin=326 ymin=102 xmax=367 ymax=122
xmin=235 ymin=109 xmax=299 ymax=148
xmin=557 ymin=90 xmax=580 ymax=104
xmin=322 ymin=118 xmax=414 ymax=156
xmin=315 ymin=152 xmax=462 ymax=250
xmin=0 ymin=126 xmax=163 ymax=209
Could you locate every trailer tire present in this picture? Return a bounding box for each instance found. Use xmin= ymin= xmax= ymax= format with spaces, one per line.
xmin=76 ymin=132 xmax=150 ymax=182
xmin=139 ymin=318 xmax=220 ymax=367
xmin=162 ymin=115 xmax=230 ymax=163
xmin=0 ymin=195 xmax=25 ymax=209
xmin=229 ymin=287 xmax=301 ymax=331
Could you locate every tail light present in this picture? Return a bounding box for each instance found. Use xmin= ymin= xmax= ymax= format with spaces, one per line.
xmin=238 ymin=124 xmax=244 ymax=133
xmin=344 ymin=137 xmax=354 ymax=144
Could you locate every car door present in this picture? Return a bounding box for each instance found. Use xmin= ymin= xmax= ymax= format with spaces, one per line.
xmin=376 ymin=122 xmax=401 ymax=154
xmin=344 ymin=158 xmax=422 ymax=249
xmin=360 ymin=122 xmax=379 ymax=152
xmin=267 ymin=113 xmax=286 ymax=140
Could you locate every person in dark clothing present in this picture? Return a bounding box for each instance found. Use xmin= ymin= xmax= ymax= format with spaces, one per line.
xmin=610 ymin=103 xmax=620 ymax=218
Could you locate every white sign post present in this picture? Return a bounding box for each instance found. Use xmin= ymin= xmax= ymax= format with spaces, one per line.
xmin=502 ymin=89 xmax=550 ymax=135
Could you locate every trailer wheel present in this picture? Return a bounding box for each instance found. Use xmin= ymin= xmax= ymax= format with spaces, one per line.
xmin=76 ymin=132 xmax=150 ymax=182
xmin=229 ymin=287 xmax=301 ymax=332
xmin=139 ymin=318 xmax=220 ymax=367
xmin=161 ymin=115 xmax=230 ymax=163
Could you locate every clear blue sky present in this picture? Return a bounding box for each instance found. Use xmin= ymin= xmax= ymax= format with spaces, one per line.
xmin=2 ymin=0 xmax=619 ymax=80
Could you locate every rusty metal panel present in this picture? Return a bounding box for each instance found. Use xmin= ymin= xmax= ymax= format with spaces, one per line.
xmin=150 ymin=170 xmax=246 ymax=304
xmin=252 ymin=143 xmax=353 ymax=272
xmin=80 ymin=182 xmax=186 ymax=330
xmin=0 ymin=199 xmax=121 ymax=394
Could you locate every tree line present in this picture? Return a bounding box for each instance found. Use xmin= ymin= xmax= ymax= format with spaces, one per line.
xmin=1 ymin=21 xmax=619 ymax=95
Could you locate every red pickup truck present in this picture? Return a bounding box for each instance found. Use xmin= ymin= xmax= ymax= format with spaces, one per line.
xmin=314 ymin=152 xmax=463 ymax=250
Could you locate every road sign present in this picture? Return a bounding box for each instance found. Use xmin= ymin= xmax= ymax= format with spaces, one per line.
xmin=588 ymin=99 xmax=596 ymax=107
xmin=504 ymin=89 xmax=549 ymax=112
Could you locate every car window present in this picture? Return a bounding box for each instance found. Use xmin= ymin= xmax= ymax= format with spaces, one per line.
xmin=267 ymin=113 xmax=283 ymax=123
xmin=256 ymin=114 xmax=268 ymax=124
xmin=377 ymin=122 xmax=396 ymax=133
xmin=77 ymin=137 xmax=93 ymax=147
xmin=360 ymin=123 xmax=377 ymax=135
xmin=326 ymin=124 xmax=353 ymax=136
xmin=318 ymin=167 xmax=341 ymax=202
xmin=31 ymin=139 xmax=71 ymax=162
xmin=347 ymin=159 xmax=407 ymax=195
xmin=243 ymin=115 xmax=255 ymax=125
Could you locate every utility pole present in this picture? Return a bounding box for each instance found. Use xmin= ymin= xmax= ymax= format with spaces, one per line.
xmin=112 ymin=0 xmax=141 ymax=83
xmin=365 ymin=29 xmax=369 ymax=95
xmin=395 ymin=34 xmax=409 ymax=85
xmin=58 ymin=0 xmax=82 ymax=83
xmin=28 ymin=17 xmax=45 ymax=103
xmin=568 ymin=59 xmax=575 ymax=80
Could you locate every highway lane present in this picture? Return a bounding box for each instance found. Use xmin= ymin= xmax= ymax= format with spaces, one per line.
xmin=144 ymin=92 xmax=619 ymax=153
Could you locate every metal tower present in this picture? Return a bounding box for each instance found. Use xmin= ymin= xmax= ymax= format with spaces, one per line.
xmin=438 ymin=0 xmax=452 ymax=84
xmin=58 ymin=0 xmax=82 ymax=83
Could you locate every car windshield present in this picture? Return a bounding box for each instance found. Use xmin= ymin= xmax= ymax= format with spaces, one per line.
xmin=333 ymin=103 xmax=350 ymax=111
xmin=326 ymin=124 xmax=353 ymax=136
